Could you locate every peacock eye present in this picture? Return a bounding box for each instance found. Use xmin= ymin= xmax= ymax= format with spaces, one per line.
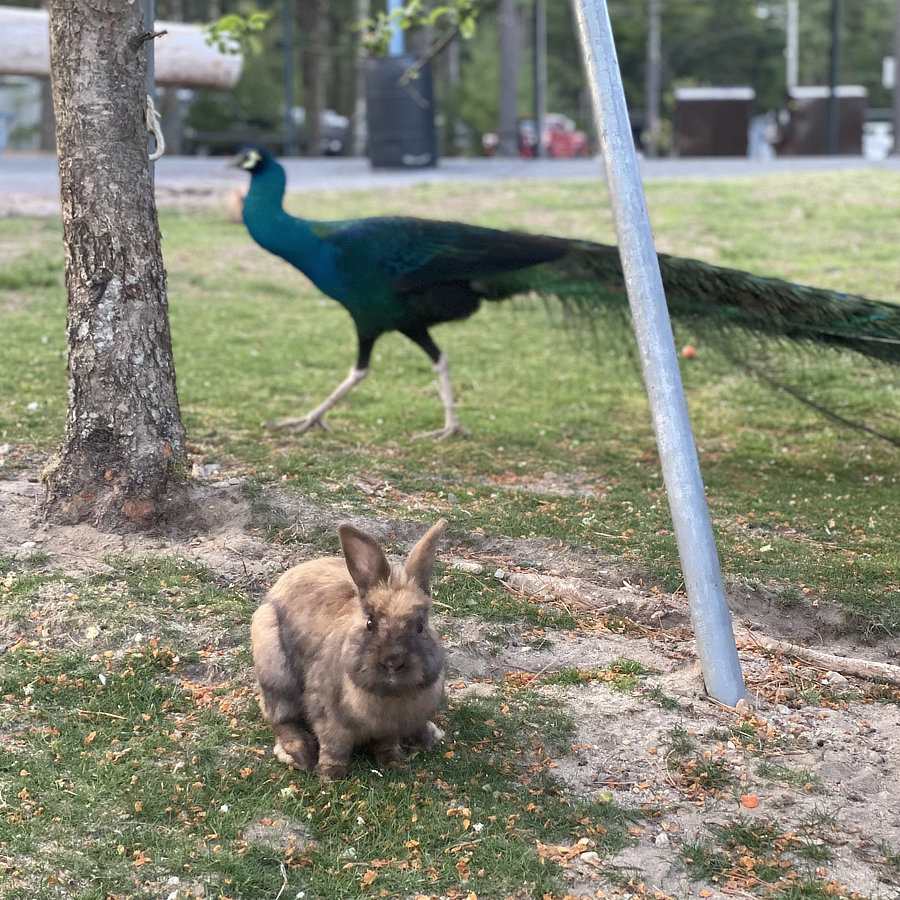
xmin=366 ymin=618 xmax=375 ymax=631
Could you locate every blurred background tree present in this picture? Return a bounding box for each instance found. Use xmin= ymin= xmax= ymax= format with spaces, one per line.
xmin=2 ymin=0 xmax=898 ymax=156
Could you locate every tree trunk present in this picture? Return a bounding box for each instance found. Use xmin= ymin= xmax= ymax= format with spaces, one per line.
xmin=893 ymin=0 xmax=900 ymax=155
xmin=44 ymin=0 xmax=186 ymax=529
xmin=351 ymin=0 xmax=370 ymax=157
xmin=301 ymin=0 xmax=327 ymax=156
xmin=497 ymin=0 xmax=520 ymax=157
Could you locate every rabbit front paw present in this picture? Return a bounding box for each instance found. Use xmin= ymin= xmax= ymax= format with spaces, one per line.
xmin=373 ymin=741 xmax=405 ymax=768
xmin=404 ymin=720 xmax=445 ymax=750
xmin=316 ymin=761 xmax=348 ymax=780
xmin=273 ymin=727 xmax=318 ymax=770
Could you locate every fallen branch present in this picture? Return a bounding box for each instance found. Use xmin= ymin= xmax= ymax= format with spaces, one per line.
xmin=500 ymin=570 xmax=681 ymax=625
xmin=740 ymin=631 xmax=900 ymax=687
xmin=451 ymin=558 xmax=900 ymax=688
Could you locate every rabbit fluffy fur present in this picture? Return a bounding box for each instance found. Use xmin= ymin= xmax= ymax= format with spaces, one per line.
xmin=251 ymin=519 xmax=447 ymax=780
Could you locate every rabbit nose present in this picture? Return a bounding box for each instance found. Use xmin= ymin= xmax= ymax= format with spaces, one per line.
xmin=382 ymin=652 xmax=407 ymax=674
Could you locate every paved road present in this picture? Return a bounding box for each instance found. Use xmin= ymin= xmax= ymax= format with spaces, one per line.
xmin=2 ymin=151 xmax=900 ymax=210
xmin=151 ymin=151 xmax=900 ymax=190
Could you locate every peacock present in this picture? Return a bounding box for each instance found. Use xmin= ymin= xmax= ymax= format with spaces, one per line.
xmin=231 ymin=145 xmax=900 ymax=440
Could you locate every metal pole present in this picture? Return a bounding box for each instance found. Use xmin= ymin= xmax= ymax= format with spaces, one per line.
xmin=283 ymin=0 xmax=296 ymax=156
xmin=534 ymin=0 xmax=547 ymax=158
xmin=571 ymin=0 xmax=746 ymax=707
xmin=826 ymin=0 xmax=842 ymax=155
xmin=786 ymin=0 xmax=799 ymax=89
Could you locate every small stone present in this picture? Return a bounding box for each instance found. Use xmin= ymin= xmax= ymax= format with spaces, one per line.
xmin=0 ymin=443 xmax=12 ymax=456
xmin=655 ymin=831 xmax=671 ymax=848
xmin=824 ymin=671 xmax=850 ymax=689
xmin=447 ymin=492 xmax=459 ymax=506
xmin=579 ymin=851 xmax=601 ymax=866
xmin=192 ymin=463 xmax=221 ymax=479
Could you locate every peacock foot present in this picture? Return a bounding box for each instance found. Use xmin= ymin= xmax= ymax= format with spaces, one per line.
xmin=412 ymin=421 xmax=471 ymax=441
xmin=262 ymin=414 xmax=329 ymax=434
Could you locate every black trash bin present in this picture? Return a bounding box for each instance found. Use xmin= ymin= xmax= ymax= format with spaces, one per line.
xmin=365 ymin=55 xmax=438 ymax=169
xmin=673 ymin=86 xmax=755 ymax=157
xmin=774 ymin=85 xmax=867 ymax=155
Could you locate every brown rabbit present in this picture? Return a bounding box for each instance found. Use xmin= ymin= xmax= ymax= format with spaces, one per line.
xmin=251 ymin=519 xmax=447 ymax=779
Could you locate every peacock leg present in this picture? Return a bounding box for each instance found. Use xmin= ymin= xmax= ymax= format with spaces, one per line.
xmin=412 ymin=352 xmax=470 ymax=440
xmin=263 ymin=366 xmax=369 ymax=434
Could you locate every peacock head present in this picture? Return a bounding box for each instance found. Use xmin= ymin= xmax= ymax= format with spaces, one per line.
xmin=230 ymin=145 xmax=276 ymax=175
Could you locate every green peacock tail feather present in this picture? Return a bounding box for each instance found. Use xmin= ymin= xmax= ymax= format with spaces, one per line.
xmin=479 ymin=240 xmax=900 ymax=445
xmin=481 ymin=240 xmax=900 ymax=365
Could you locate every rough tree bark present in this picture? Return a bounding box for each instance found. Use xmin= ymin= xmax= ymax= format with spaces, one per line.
xmin=301 ymin=0 xmax=327 ymax=156
xmin=43 ymin=0 xmax=186 ymax=529
xmin=497 ymin=0 xmax=520 ymax=157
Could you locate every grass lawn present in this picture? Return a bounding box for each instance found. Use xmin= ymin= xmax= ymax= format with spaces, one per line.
xmin=0 ymin=169 xmax=898 ymax=899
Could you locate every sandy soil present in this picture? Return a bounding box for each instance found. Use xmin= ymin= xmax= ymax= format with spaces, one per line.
xmin=1 ymin=465 xmax=899 ymax=899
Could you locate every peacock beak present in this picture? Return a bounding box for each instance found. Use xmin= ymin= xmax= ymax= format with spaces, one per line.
xmin=229 ymin=147 xmax=263 ymax=172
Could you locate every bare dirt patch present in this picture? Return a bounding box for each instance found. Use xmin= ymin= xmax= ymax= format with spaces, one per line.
xmin=1 ymin=466 xmax=899 ymax=898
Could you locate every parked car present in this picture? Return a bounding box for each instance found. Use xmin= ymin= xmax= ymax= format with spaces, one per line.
xmin=483 ymin=113 xmax=590 ymax=158
xmin=182 ymin=107 xmax=349 ymax=156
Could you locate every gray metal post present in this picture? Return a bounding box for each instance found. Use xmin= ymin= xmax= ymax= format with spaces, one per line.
xmin=572 ymin=0 xmax=746 ymax=707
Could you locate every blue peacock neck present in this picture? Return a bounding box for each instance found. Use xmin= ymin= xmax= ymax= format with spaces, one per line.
xmin=243 ymin=162 xmax=318 ymax=263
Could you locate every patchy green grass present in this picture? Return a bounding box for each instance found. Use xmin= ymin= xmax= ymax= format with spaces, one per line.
xmin=663 ymin=725 xmax=735 ymax=793
xmin=5 ymin=170 xmax=899 ymax=897
xmin=4 ymin=174 xmax=898 ymax=898
xmin=2 ymin=172 xmax=898 ymax=638
xmin=436 ymin=568 xmax=578 ymax=630
xmin=534 ymin=657 xmax=654 ymax=694
xmin=680 ymin=818 xmax=846 ymax=898
xmin=644 ymin=684 xmax=682 ymax=710
xmin=756 ymin=760 xmax=824 ymax=793
xmin=0 ymin=554 xmax=638 ymax=900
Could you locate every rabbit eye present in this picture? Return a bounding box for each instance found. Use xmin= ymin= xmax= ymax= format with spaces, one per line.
xmin=366 ymin=618 xmax=375 ymax=631
xmin=416 ymin=622 xmax=424 ymax=634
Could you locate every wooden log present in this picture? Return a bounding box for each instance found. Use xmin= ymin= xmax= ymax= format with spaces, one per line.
xmin=0 ymin=7 xmax=242 ymax=90
xmin=738 ymin=631 xmax=900 ymax=688
xmin=488 ymin=565 xmax=900 ymax=688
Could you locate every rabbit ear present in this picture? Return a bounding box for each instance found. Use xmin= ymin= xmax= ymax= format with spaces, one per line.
xmin=339 ymin=524 xmax=392 ymax=597
xmin=404 ymin=519 xmax=448 ymax=598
